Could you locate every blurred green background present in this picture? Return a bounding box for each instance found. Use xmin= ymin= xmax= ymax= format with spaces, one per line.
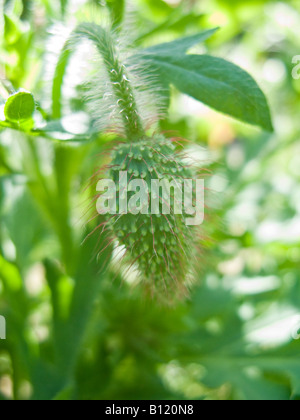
xmin=0 ymin=0 xmax=300 ymax=401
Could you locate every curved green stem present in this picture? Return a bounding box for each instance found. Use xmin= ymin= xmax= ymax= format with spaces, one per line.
xmin=53 ymin=23 xmax=145 ymax=139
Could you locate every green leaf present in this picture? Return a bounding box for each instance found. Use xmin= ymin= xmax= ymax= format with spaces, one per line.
xmin=106 ymin=0 xmax=125 ymax=28
xmin=139 ymin=54 xmax=273 ymax=132
xmin=4 ymin=91 xmax=35 ymax=123
xmin=201 ymin=357 xmax=290 ymax=400
xmin=135 ymin=12 xmax=205 ymax=44
xmin=141 ymin=27 xmax=219 ymax=55
xmin=60 ymin=0 xmax=68 ymax=15
xmin=53 ymin=384 xmax=74 ymax=400
xmin=4 ymin=14 xmax=21 ymax=45
xmin=199 ymin=342 xmax=300 ymax=400
xmin=52 ymin=47 xmax=72 ymax=119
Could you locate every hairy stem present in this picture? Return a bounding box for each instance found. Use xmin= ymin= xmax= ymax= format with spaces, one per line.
xmin=73 ymin=23 xmax=145 ymax=139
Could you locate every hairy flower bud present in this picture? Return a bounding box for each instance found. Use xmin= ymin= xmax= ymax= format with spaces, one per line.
xmin=98 ymin=134 xmax=203 ymax=302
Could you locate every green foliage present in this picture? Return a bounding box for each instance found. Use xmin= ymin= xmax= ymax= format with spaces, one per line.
xmin=139 ymin=53 xmax=273 ymax=131
xmin=0 ymin=0 xmax=299 ymax=401
xmin=4 ymin=91 xmax=35 ymax=123
xmin=141 ymin=28 xmax=219 ymax=55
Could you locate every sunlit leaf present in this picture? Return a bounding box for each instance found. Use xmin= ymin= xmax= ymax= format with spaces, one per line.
xmin=138 ymin=53 xmax=273 ymax=131
xmin=4 ymin=91 xmax=35 ymax=123
xmin=141 ymin=28 xmax=219 ymax=55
